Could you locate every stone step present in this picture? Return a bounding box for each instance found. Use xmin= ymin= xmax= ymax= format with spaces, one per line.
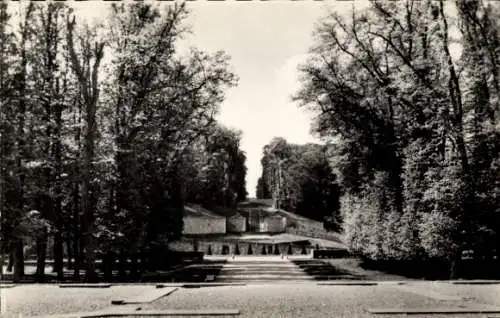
xmin=218 ymin=271 xmax=307 ymax=277
xmin=220 ymin=268 xmax=298 ymax=272
xmin=221 ymin=263 xmax=295 ymax=268
xmin=219 ymin=268 xmax=305 ymax=274
xmin=314 ymin=275 xmax=363 ymax=280
xmin=216 ymin=274 xmax=313 ymax=280
xmin=216 ymin=278 xmax=315 ymax=282
xmin=216 ymin=280 xmax=315 ymax=284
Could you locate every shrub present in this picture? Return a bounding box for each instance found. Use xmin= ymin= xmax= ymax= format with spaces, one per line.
xmin=274 ymin=245 xmax=280 ymax=255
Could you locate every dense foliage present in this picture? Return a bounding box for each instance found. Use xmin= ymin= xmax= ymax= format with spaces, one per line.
xmin=0 ymin=2 xmax=245 ymax=282
xmin=295 ymin=0 xmax=500 ymax=276
xmin=256 ymin=137 xmax=341 ymax=229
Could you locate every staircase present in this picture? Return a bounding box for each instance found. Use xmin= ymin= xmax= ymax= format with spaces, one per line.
xmin=214 ymin=256 xmax=314 ymax=283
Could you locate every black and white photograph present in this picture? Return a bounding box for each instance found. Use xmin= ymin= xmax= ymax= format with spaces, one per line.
xmin=0 ymin=0 xmax=499 ymax=317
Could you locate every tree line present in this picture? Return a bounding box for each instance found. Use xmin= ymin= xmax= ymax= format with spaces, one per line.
xmin=295 ymin=0 xmax=499 ymax=277
xmin=0 ymin=2 xmax=246 ymax=283
xmin=256 ymin=137 xmax=341 ymax=230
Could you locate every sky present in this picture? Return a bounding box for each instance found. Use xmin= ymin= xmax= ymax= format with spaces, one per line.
xmin=169 ymin=1 xmax=457 ymax=198
xmin=9 ymin=0 xmax=460 ymax=198
xmin=66 ymin=0 xmax=370 ymax=198
xmin=177 ymin=1 xmax=336 ymax=198
xmin=11 ymin=0 xmax=434 ymax=199
xmin=165 ymin=1 xmax=372 ymax=198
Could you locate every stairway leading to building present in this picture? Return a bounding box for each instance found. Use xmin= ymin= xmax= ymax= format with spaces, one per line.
xmin=214 ymin=256 xmax=314 ymax=282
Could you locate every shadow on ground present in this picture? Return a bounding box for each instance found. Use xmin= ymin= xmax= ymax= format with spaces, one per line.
xmin=141 ymin=260 xmax=227 ymax=283
xmin=1 ymin=260 xmax=228 ymax=284
xmin=358 ymin=258 xmax=500 ymax=280
xmin=291 ymin=259 xmax=366 ymax=281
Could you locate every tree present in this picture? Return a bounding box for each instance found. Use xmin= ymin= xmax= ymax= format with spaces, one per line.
xmin=258 ymin=138 xmax=341 ymax=227
xmin=101 ymin=2 xmax=237 ymax=272
xmin=182 ymin=124 xmax=247 ymax=208
xmin=295 ymin=0 xmax=500 ymax=276
xmin=0 ymin=1 xmax=27 ymax=283
xmin=28 ymin=1 xmax=73 ymax=282
xmin=457 ymin=0 xmax=500 ymax=259
xmin=0 ymin=1 xmax=240 ymax=283
xmin=67 ymin=13 xmax=104 ymax=282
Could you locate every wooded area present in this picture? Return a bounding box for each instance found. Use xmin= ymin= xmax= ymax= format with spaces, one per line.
xmin=256 ymin=137 xmax=341 ymax=230
xmin=0 ymin=2 xmax=246 ymax=283
xmin=295 ymin=0 xmax=500 ymax=277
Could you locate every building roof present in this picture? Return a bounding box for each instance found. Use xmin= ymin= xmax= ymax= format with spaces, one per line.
xmin=236 ymin=208 xmax=287 ymax=220
xmin=184 ymin=204 xmax=225 ymax=219
xmin=209 ymin=206 xmax=243 ymax=218
xmin=236 ymin=208 xmax=268 ymax=218
xmin=237 ymin=199 xmax=273 ymax=209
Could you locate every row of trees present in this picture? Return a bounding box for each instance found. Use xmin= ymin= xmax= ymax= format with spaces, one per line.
xmin=0 ymin=2 xmax=245 ymax=283
xmin=183 ymin=125 xmax=247 ymax=208
xmin=256 ymin=137 xmax=341 ymax=228
xmin=295 ymin=0 xmax=499 ymax=276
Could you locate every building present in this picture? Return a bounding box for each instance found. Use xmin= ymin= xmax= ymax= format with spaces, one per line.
xmin=182 ymin=203 xmax=288 ymax=235
xmin=237 ymin=207 xmax=287 ymax=233
xmin=182 ymin=204 xmax=226 ymax=235
xmin=227 ymin=214 xmax=247 ymax=233
xmin=259 ymin=215 xmax=287 ymax=233
xmin=207 ymin=206 xmax=248 ymax=233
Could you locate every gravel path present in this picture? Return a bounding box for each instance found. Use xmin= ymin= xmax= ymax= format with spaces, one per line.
xmin=424 ymin=283 xmax=500 ymax=307
xmin=1 ymin=285 xmax=152 ymax=317
xmin=141 ymin=283 xmax=487 ymax=318
xmin=2 ymin=282 xmax=500 ymax=317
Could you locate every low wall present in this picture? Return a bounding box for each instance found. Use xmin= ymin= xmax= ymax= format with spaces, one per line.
xmin=227 ymin=216 xmax=246 ymax=233
xmin=202 ymin=241 xmax=312 ymax=256
xmin=259 ymin=217 xmax=287 ymax=233
xmin=169 ymin=238 xmax=314 ymax=255
xmin=183 ymin=217 xmax=226 ymax=235
xmin=286 ymin=228 xmax=343 ymax=243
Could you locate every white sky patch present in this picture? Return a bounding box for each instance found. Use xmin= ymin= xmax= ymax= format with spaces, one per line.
xmin=4 ymin=0 xmax=464 ymax=198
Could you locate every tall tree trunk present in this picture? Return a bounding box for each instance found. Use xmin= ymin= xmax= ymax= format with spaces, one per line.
xmin=72 ymin=95 xmax=81 ymax=281
xmin=101 ymin=251 xmax=109 ymax=282
xmin=36 ymin=227 xmax=48 ymax=283
xmin=53 ymin=231 xmax=63 ymax=279
xmin=81 ymin=162 xmax=97 ymax=282
xmin=67 ymin=15 xmax=104 ymax=284
xmin=139 ymin=246 xmax=147 ymax=276
xmin=0 ymin=0 xmax=9 ymax=285
xmin=12 ymin=239 xmax=24 ymax=283
xmin=130 ymin=253 xmax=138 ymax=281
xmin=13 ymin=1 xmax=33 ymax=284
xmin=39 ymin=3 xmax=60 ymax=284
xmin=81 ymin=100 xmax=97 ymax=282
xmin=66 ymin=235 xmax=73 ymax=270
xmin=72 ymin=181 xmax=80 ymax=281
xmin=118 ymin=249 xmax=126 ymax=280
xmin=72 ymin=236 xmax=80 ymax=280
xmin=439 ymin=0 xmax=474 ymax=250
xmin=53 ymin=77 xmax=64 ymax=281
xmin=7 ymin=250 xmax=13 ymax=272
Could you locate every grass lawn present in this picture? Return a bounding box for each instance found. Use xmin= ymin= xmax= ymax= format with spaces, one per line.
xmin=323 ymin=258 xmax=414 ymax=281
